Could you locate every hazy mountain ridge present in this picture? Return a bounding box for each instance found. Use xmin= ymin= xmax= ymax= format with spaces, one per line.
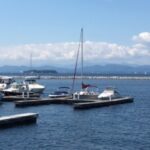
xmin=0 ymin=64 xmax=150 ymax=74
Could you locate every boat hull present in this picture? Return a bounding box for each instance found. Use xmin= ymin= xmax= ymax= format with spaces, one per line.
xmin=2 ymin=91 xmax=40 ymax=97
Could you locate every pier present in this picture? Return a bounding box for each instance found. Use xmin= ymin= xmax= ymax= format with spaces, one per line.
xmin=15 ymin=97 xmax=93 ymax=107
xmin=0 ymin=113 xmax=38 ymax=128
xmin=15 ymin=96 xmax=134 ymax=109
xmin=2 ymin=96 xmax=40 ymax=102
xmin=74 ymin=97 xmax=134 ymax=109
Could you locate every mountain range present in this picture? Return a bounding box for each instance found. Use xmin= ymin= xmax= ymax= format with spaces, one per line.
xmin=0 ymin=64 xmax=150 ymax=75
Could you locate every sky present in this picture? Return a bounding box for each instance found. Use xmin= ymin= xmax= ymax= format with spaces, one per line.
xmin=0 ymin=0 xmax=150 ymax=67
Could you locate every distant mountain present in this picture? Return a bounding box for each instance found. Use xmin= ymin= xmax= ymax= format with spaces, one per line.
xmin=0 ymin=65 xmax=71 ymax=73
xmin=83 ymin=64 xmax=150 ymax=75
xmin=0 ymin=64 xmax=150 ymax=75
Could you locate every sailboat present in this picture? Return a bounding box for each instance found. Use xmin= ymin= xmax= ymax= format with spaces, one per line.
xmin=72 ymin=28 xmax=99 ymax=100
xmin=72 ymin=28 xmax=134 ymax=102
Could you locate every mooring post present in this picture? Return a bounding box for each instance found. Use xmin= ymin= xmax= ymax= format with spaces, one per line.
xmin=73 ymin=93 xmax=76 ymax=100
xmin=22 ymin=92 xmax=24 ymax=98
xmin=109 ymin=96 xmax=111 ymax=101
xmin=26 ymin=83 xmax=29 ymax=98
xmin=77 ymin=93 xmax=80 ymax=100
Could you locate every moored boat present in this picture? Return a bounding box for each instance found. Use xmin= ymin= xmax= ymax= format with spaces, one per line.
xmin=2 ymin=82 xmax=40 ymax=97
xmin=49 ymin=87 xmax=72 ymax=98
xmin=23 ymin=76 xmax=45 ymax=93
xmin=0 ymin=76 xmax=15 ymax=91
xmin=98 ymin=87 xmax=123 ymax=100
xmin=72 ymin=28 xmax=99 ymax=99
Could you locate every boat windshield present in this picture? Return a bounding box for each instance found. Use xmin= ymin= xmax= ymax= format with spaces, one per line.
xmin=58 ymin=87 xmax=70 ymax=90
xmin=0 ymin=78 xmax=15 ymax=84
xmin=25 ymin=79 xmax=36 ymax=84
xmin=53 ymin=91 xmax=69 ymax=95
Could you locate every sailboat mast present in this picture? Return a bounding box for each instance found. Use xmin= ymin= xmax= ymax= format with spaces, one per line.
xmin=30 ymin=53 xmax=32 ymax=70
xmin=81 ymin=28 xmax=84 ymax=84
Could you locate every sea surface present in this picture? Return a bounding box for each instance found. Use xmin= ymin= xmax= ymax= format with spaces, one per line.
xmin=0 ymin=79 xmax=150 ymax=150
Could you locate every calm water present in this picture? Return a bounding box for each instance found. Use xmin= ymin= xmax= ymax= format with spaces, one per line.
xmin=0 ymin=79 xmax=150 ymax=150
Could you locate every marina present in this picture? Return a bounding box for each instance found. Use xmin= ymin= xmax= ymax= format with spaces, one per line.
xmin=0 ymin=77 xmax=149 ymax=150
xmin=0 ymin=0 xmax=150 ymax=149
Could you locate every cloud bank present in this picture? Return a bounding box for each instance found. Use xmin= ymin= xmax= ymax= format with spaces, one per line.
xmin=0 ymin=32 xmax=150 ymax=66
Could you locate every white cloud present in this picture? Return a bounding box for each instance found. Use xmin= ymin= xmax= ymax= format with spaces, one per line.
xmin=132 ymin=32 xmax=150 ymax=43
xmin=0 ymin=32 xmax=150 ymax=66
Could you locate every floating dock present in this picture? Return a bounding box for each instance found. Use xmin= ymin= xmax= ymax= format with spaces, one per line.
xmin=15 ymin=97 xmax=93 ymax=107
xmin=74 ymin=97 xmax=134 ymax=109
xmin=2 ymin=96 xmax=40 ymax=102
xmin=15 ymin=96 xmax=134 ymax=109
xmin=0 ymin=113 xmax=38 ymax=128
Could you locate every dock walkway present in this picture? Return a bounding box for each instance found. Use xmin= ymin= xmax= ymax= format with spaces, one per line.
xmin=15 ymin=98 xmax=93 ymax=107
xmin=74 ymin=97 xmax=134 ymax=109
xmin=15 ymin=96 xmax=134 ymax=109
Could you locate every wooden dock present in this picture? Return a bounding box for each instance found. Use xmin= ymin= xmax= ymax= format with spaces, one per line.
xmin=0 ymin=113 xmax=38 ymax=128
xmin=74 ymin=97 xmax=134 ymax=109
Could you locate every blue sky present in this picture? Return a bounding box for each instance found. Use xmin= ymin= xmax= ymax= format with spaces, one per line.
xmin=0 ymin=0 xmax=150 ymax=66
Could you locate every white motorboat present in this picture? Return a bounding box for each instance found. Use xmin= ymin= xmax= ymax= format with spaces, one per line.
xmin=2 ymin=82 xmax=24 ymax=93
xmin=98 ymin=87 xmax=122 ymax=100
xmin=0 ymin=76 xmax=15 ymax=91
xmin=49 ymin=87 xmax=72 ymax=98
xmin=23 ymin=76 xmax=45 ymax=93
xmin=2 ymin=82 xmax=40 ymax=97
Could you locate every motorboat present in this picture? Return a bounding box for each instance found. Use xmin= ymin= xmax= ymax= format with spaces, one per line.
xmin=23 ymin=76 xmax=45 ymax=93
xmin=2 ymin=82 xmax=25 ymax=96
xmin=0 ymin=76 xmax=15 ymax=91
xmin=2 ymin=82 xmax=40 ymax=97
xmin=98 ymin=87 xmax=122 ymax=100
xmin=49 ymin=87 xmax=72 ymax=98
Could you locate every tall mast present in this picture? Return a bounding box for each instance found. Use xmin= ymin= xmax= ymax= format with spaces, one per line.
xmin=81 ymin=28 xmax=84 ymax=84
xmin=30 ymin=53 xmax=32 ymax=70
